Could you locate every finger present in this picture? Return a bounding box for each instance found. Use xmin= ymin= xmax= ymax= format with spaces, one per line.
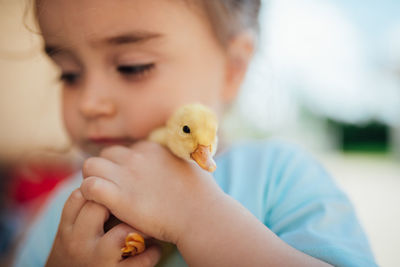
xmin=119 ymin=245 xmax=162 ymax=267
xmin=80 ymin=176 xmax=121 ymax=213
xmin=98 ymin=223 xmax=148 ymax=260
xmin=74 ymin=201 xmax=110 ymax=238
xmin=82 ymin=156 xmax=122 ymax=181
xmin=59 ymin=188 xmax=86 ymax=229
xmin=99 ymin=145 xmax=132 ymax=164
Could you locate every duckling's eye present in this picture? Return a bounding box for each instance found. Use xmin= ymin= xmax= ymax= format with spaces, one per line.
xmin=182 ymin=125 xmax=191 ymax=134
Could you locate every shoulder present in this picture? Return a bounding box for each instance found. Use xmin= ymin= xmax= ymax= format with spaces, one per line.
xmin=215 ymin=139 xmax=327 ymax=186
xmin=217 ymin=138 xmax=316 ymax=165
xmin=216 ymin=139 xmax=345 ymax=218
xmin=216 ymin=140 xmax=377 ymax=266
xmin=214 ymin=139 xmax=332 ymax=218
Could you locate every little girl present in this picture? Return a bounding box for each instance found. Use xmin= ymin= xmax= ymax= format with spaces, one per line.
xmin=14 ymin=0 xmax=377 ymax=266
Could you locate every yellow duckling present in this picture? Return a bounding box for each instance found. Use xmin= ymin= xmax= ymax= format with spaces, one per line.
xmin=121 ymin=103 xmax=218 ymax=258
xmin=148 ymin=103 xmax=218 ymax=172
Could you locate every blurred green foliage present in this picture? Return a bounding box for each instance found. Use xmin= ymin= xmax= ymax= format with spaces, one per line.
xmin=328 ymin=120 xmax=390 ymax=153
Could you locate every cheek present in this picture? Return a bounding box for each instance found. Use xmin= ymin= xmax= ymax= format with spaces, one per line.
xmin=171 ymin=83 xmax=224 ymax=113
xmin=169 ymin=63 xmax=226 ymax=111
xmin=119 ymin=57 xmax=226 ymax=136
xmin=62 ymin=94 xmax=81 ymax=140
xmin=154 ymin=69 xmax=224 ymax=110
xmin=121 ymin=95 xmax=171 ymax=138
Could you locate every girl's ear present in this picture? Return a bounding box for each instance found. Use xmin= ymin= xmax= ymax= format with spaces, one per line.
xmin=222 ymin=30 xmax=256 ymax=103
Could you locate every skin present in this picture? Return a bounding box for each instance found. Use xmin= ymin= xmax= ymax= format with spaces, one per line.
xmin=46 ymin=189 xmax=162 ymax=267
xmin=38 ymin=0 xmax=332 ymax=266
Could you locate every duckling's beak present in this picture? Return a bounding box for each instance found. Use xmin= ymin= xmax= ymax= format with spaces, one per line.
xmin=190 ymin=145 xmax=216 ymax=172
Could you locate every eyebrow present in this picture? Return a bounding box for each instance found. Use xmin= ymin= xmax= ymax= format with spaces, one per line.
xmin=102 ymin=31 xmax=162 ymax=46
xmin=44 ymin=31 xmax=163 ymax=57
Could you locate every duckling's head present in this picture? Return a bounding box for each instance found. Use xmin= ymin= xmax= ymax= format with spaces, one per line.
xmin=166 ymin=104 xmax=218 ymax=172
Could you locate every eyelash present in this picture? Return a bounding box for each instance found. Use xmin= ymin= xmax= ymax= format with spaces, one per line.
xmin=59 ymin=73 xmax=80 ymax=85
xmin=117 ymin=63 xmax=155 ymax=78
xmin=59 ymin=63 xmax=155 ymax=85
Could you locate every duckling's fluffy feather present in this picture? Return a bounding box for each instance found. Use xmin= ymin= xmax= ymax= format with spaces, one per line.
xmin=148 ymin=103 xmax=218 ymax=161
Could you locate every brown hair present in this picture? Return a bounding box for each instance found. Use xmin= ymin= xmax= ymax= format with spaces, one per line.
xmin=196 ymin=0 xmax=261 ymax=45
xmin=32 ymin=0 xmax=261 ymax=46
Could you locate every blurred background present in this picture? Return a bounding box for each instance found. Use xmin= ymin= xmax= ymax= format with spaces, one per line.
xmin=0 ymin=0 xmax=399 ymax=266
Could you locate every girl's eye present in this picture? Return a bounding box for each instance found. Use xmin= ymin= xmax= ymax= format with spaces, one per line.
xmin=117 ymin=63 xmax=155 ymax=77
xmin=59 ymin=72 xmax=80 ymax=85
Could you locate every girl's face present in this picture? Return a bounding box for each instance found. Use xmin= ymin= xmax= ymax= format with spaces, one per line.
xmin=38 ymin=0 xmax=241 ymax=155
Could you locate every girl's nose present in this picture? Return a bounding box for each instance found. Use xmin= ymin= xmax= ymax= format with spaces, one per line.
xmin=79 ymin=80 xmax=116 ymax=119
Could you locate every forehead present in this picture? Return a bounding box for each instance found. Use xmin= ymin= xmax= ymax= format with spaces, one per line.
xmin=37 ymin=0 xmax=208 ymax=48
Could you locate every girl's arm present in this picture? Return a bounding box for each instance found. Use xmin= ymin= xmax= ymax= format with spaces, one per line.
xmin=176 ymin=192 xmax=331 ymax=267
xmin=78 ymin=142 xmax=342 ymax=266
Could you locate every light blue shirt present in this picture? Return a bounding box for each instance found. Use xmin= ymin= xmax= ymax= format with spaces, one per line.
xmin=13 ymin=140 xmax=377 ymax=266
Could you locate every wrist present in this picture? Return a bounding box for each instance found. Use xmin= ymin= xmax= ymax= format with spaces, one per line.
xmin=176 ymin=188 xmax=231 ymax=249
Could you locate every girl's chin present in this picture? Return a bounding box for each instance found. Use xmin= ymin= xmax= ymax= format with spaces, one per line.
xmin=77 ymin=145 xmax=101 ymax=158
xmin=79 ymin=142 xmax=134 ymax=157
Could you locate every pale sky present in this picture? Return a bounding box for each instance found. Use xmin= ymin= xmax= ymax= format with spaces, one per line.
xmin=238 ymin=0 xmax=400 ymax=131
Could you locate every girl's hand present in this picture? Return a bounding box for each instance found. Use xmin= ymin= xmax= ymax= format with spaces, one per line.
xmin=78 ymin=142 xmax=333 ymax=267
xmin=46 ymin=189 xmax=162 ymax=267
xmin=79 ymin=141 xmax=225 ymax=244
